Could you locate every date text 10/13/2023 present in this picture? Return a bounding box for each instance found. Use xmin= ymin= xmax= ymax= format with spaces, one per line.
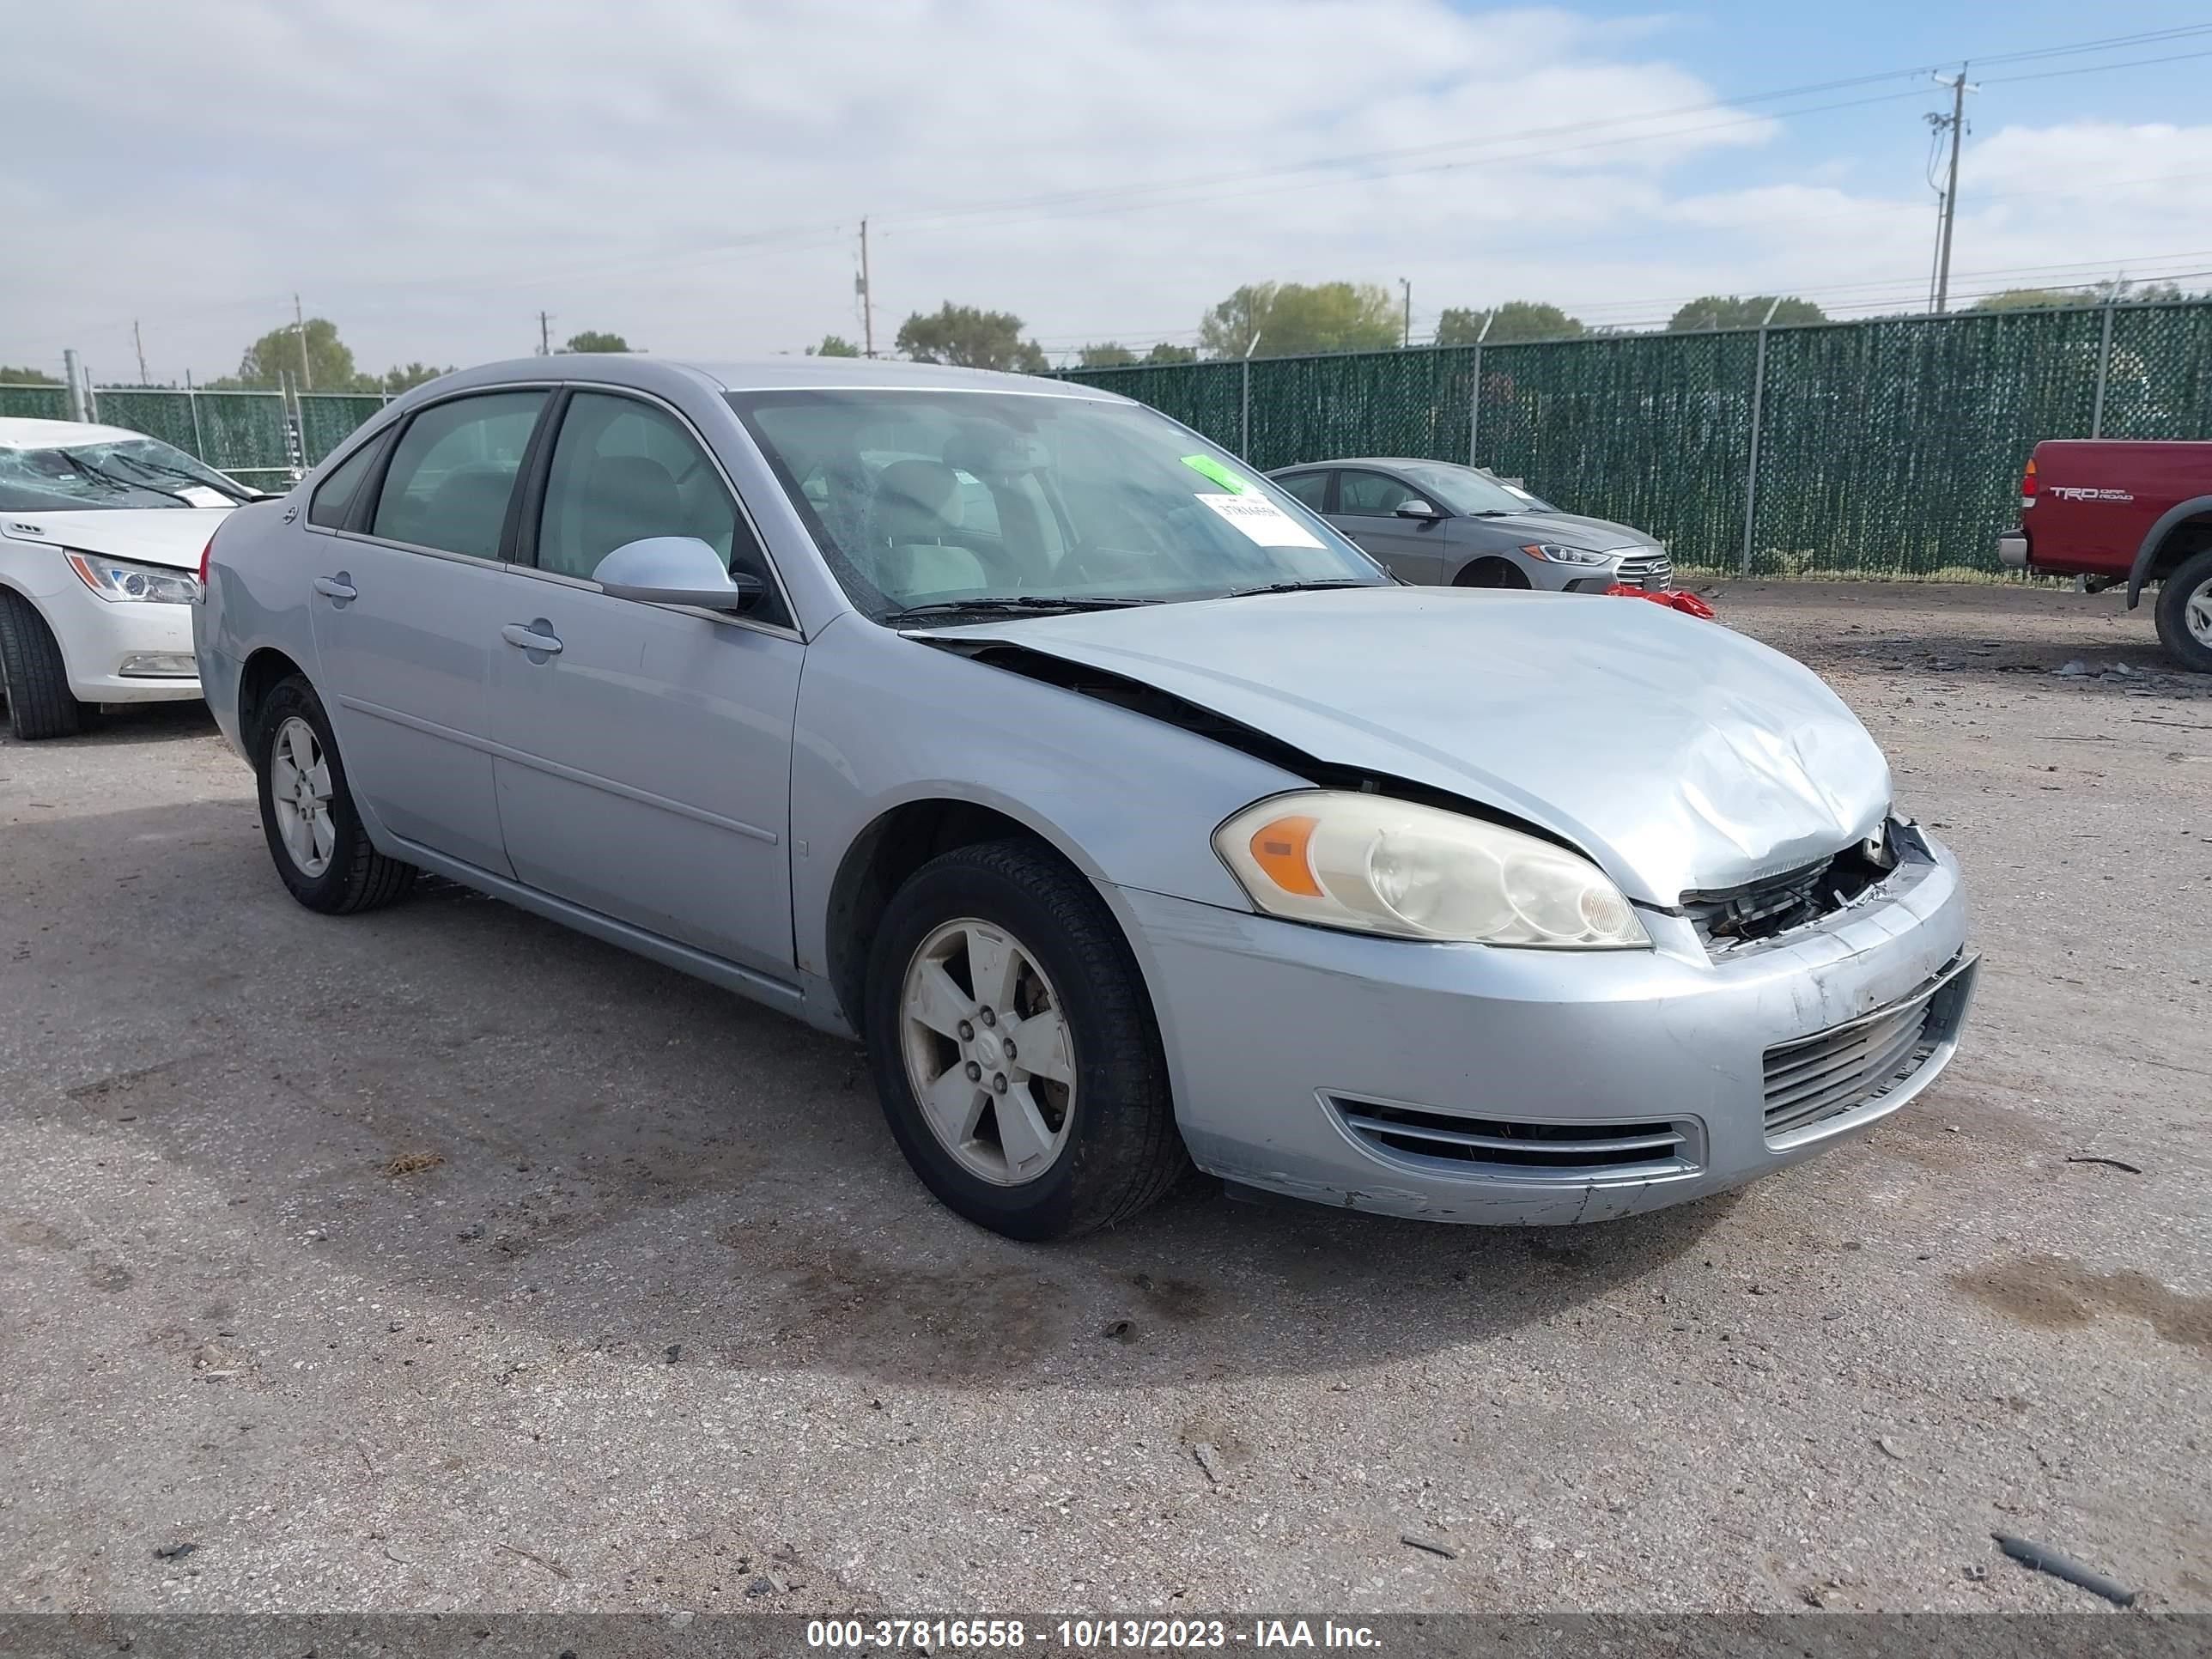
xmin=806 ymin=1620 xmax=1382 ymax=1650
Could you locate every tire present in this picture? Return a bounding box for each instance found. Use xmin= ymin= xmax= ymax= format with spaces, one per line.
xmin=1455 ymin=557 xmax=1530 ymax=590
xmin=0 ymin=589 xmax=88 ymax=741
xmin=2153 ymin=548 xmax=2212 ymax=674
xmin=252 ymin=673 xmax=416 ymax=914
xmin=863 ymin=838 xmax=1184 ymax=1240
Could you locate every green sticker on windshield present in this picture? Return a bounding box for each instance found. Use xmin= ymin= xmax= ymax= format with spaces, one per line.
xmin=1182 ymin=454 xmax=1252 ymax=494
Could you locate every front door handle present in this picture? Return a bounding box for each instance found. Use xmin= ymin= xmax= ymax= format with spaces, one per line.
xmin=312 ymin=574 xmax=356 ymax=602
xmin=501 ymin=621 xmax=563 ymax=658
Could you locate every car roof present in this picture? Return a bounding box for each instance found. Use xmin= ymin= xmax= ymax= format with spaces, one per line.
xmin=0 ymin=416 xmax=148 ymax=450
xmin=412 ymin=355 xmax=1128 ymax=403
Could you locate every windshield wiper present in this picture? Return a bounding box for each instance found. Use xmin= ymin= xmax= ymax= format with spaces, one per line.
xmin=889 ymin=595 xmax=1158 ymax=622
xmin=60 ymin=452 xmax=194 ymax=507
xmin=107 ymin=454 xmax=252 ymax=503
xmin=1219 ymin=579 xmax=1376 ymax=599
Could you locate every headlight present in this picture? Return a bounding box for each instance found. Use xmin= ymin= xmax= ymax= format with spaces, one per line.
xmin=1213 ymin=791 xmax=1649 ymax=948
xmin=65 ymin=550 xmax=201 ymax=605
xmin=1520 ymin=543 xmax=1613 ymax=568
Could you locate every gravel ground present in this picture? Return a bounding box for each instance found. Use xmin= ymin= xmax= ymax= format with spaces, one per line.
xmin=1 ymin=580 xmax=2206 ymax=1618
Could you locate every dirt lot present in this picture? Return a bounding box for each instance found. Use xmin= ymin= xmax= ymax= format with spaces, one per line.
xmin=1 ymin=580 xmax=2207 ymax=1617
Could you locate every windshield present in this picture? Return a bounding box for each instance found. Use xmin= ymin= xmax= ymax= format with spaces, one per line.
xmin=0 ymin=435 xmax=252 ymax=513
xmin=1395 ymin=460 xmax=1554 ymax=516
xmin=726 ymin=389 xmax=1389 ymax=619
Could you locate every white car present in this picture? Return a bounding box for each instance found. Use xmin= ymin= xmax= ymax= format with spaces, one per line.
xmin=0 ymin=417 xmax=258 ymax=739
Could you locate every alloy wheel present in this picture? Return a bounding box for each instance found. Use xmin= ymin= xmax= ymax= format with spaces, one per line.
xmin=899 ymin=917 xmax=1077 ymax=1186
xmin=269 ymin=715 xmax=337 ymax=877
xmin=2186 ymin=573 xmax=2212 ymax=649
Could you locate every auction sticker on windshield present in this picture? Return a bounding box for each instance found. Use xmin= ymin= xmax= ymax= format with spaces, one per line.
xmin=1196 ymin=492 xmax=1323 ymax=549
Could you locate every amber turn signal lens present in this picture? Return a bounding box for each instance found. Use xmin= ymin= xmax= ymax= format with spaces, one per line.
xmin=1248 ymin=815 xmax=1323 ymax=896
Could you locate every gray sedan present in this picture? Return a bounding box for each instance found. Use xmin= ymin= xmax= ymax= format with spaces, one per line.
xmin=196 ymin=356 xmax=1972 ymax=1239
xmin=1270 ymin=457 xmax=1674 ymax=591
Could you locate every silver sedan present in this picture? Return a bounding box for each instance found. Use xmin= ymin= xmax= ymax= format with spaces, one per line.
xmin=1270 ymin=457 xmax=1674 ymax=591
xmin=196 ymin=356 xmax=1973 ymax=1239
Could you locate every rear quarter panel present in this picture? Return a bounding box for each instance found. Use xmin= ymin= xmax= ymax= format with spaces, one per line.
xmin=194 ymin=496 xmax=320 ymax=754
xmin=2026 ymin=440 xmax=2212 ymax=576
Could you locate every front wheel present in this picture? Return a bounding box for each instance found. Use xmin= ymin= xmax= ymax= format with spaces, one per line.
xmin=0 ymin=589 xmax=90 ymax=740
xmin=252 ymin=674 xmax=416 ymax=913
xmin=2154 ymin=548 xmax=2212 ymax=673
xmin=863 ymin=839 xmax=1184 ymax=1239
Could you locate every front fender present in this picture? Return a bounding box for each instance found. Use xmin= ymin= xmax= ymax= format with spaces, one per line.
xmin=788 ymin=615 xmax=1304 ymax=985
xmin=2127 ymin=494 xmax=2212 ymax=608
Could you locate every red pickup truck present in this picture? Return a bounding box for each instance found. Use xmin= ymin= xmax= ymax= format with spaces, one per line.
xmin=1999 ymin=441 xmax=2212 ymax=672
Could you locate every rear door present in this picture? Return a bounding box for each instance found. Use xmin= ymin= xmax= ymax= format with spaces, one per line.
xmin=487 ymin=388 xmax=804 ymax=981
xmin=1331 ymin=467 xmax=1448 ymax=584
xmin=307 ymin=388 xmax=550 ymax=875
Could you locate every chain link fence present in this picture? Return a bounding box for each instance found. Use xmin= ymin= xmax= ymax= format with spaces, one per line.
xmin=0 ymin=381 xmax=391 ymax=491
xmin=17 ymin=302 xmax=2211 ymax=575
xmin=1065 ymin=298 xmax=2212 ymax=577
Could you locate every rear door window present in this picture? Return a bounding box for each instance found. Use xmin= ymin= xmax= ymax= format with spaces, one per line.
xmin=1277 ymin=471 xmax=1331 ymax=510
xmin=307 ymin=436 xmax=383 ymax=529
xmin=369 ymin=391 xmax=548 ymax=559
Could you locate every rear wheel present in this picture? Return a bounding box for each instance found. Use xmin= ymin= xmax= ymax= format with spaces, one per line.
xmin=1455 ymin=557 xmax=1530 ymax=590
xmin=2153 ymin=549 xmax=2212 ymax=673
xmin=0 ymin=589 xmax=89 ymax=741
xmin=252 ymin=674 xmax=416 ymax=913
xmin=863 ymin=839 xmax=1184 ymax=1239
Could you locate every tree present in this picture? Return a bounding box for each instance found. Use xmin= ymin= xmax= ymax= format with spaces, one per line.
xmin=1197 ymin=282 xmax=1399 ymax=357
xmin=1435 ymin=302 xmax=1586 ymax=345
xmin=1079 ymin=342 xmax=1139 ymax=368
xmin=1666 ymin=295 xmax=1826 ymax=331
xmin=562 ymin=330 xmax=633 ymax=353
xmin=229 ymin=317 xmax=367 ymax=390
xmin=806 ymin=334 xmax=860 ymax=357
xmin=0 ymin=365 xmax=60 ymax=385
xmin=380 ymin=362 xmax=451 ymax=393
xmin=895 ymin=303 xmax=1048 ymax=373
xmin=1145 ymin=342 xmax=1198 ymax=365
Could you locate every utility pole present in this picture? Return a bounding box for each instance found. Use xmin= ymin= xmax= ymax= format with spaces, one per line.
xmin=1929 ymin=68 xmax=1977 ymax=313
xmin=63 ymin=349 xmax=87 ymax=422
xmin=293 ymin=292 xmax=313 ymax=391
xmin=1401 ymin=278 xmax=1412 ymax=349
xmin=133 ymin=319 xmax=149 ymax=385
xmin=858 ymin=218 xmax=876 ymax=358
xmin=538 ymin=311 xmax=553 ymax=356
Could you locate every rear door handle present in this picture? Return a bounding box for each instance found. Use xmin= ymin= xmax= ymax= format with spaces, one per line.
xmin=312 ymin=574 xmax=356 ymax=602
xmin=501 ymin=621 xmax=563 ymax=657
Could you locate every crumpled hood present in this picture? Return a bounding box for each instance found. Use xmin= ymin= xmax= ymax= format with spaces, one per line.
xmin=926 ymin=587 xmax=1888 ymax=904
xmin=0 ymin=507 xmax=233 ymax=572
xmin=1480 ymin=509 xmax=1657 ymax=552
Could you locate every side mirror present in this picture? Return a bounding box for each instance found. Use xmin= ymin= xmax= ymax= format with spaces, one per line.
xmin=592 ymin=536 xmax=760 ymax=612
xmin=1394 ymin=498 xmax=1443 ymax=521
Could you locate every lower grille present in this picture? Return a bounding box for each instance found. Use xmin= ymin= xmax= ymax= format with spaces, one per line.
xmin=1328 ymin=1097 xmax=1700 ymax=1180
xmin=1761 ymin=955 xmax=1974 ymax=1143
xmin=1613 ymin=550 xmax=1674 ymax=591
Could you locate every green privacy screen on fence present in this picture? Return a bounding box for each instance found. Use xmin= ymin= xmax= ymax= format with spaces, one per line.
xmin=297 ymin=394 xmax=389 ymax=466
xmin=1064 ymin=298 xmax=2212 ymax=576
xmin=0 ymin=384 xmax=70 ymax=422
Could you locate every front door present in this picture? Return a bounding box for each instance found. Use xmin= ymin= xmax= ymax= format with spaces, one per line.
xmin=489 ymin=389 xmax=802 ymax=981
xmin=1330 ymin=467 xmax=1449 ymax=584
xmin=307 ymin=388 xmax=550 ymax=875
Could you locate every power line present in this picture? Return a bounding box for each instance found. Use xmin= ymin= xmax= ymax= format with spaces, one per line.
xmin=1982 ymin=46 xmax=2212 ymax=85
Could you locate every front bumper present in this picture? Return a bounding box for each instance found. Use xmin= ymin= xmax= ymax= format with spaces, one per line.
xmin=32 ymin=579 xmax=201 ymax=703
xmin=1111 ymin=827 xmax=1972 ymax=1224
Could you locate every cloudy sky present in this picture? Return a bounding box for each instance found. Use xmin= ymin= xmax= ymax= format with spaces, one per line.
xmin=7 ymin=0 xmax=2212 ymax=384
